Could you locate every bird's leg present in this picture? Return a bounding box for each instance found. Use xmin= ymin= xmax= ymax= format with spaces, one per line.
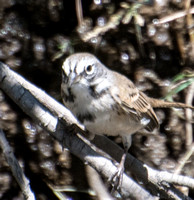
xmin=111 ymin=135 xmax=131 ymax=191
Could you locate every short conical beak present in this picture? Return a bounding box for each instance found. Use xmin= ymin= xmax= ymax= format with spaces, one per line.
xmin=67 ymin=73 xmax=81 ymax=87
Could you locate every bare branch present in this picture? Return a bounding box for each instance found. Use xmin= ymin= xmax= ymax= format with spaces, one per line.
xmin=79 ymin=9 xmax=125 ymax=42
xmin=185 ymin=82 xmax=194 ymax=147
xmin=75 ymin=0 xmax=84 ymax=26
xmin=93 ymin=135 xmax=194 ymax=200
xmin=0 ymin=62 xmax=155 ymax=199
xmin=86 ymin=165 xmax=114 ymax=200
xmin=156 ymin=7 xmax=194 ymax=24
xmin=0 ymin=129 xmax=35 ymax=200
xmin=0 ymin=61 xmax=194 ymax=199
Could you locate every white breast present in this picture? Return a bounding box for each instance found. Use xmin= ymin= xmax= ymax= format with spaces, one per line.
xmin=65 ymin=84 xmax=144 ymax=136
xmin=84 ymin=111 xmax=145 ymax=136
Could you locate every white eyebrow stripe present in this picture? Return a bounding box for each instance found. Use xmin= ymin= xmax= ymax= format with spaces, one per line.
xmin=75 ymin=61 xmax=85 ymax=74
xmin=62 ymin=61 xmax=70 ymax=76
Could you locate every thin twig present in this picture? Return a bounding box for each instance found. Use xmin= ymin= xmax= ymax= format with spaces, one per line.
xmin=86 ymin=165 xmax=114 ymax=200
xmin=185 ymin=82 xmax=194 ymax=147
xmin=157 ymin=7 xmax=194 ymax=24
xmin=175 ymin=144 xmax=194 ymax=175
xmin=185 ymin=0 xmax=194 ymax=61
xmin=0 ymin=129 xmax=35 ymax=200
xmin=80 ymin=9 xmax=125 ymax=42
xmin=75 ymin=0 xmax=83 ymax=26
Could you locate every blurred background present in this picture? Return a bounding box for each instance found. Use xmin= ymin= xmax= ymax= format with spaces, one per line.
xmin=0 ymin=0 xmax=194 ymax=199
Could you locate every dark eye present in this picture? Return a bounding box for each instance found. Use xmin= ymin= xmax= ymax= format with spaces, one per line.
xmin=85 ymin=64 xmax=95 ymax=75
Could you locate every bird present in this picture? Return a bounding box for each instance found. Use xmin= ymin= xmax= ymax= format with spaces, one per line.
xmin=61 ymin=52 xmax=194 ymax=189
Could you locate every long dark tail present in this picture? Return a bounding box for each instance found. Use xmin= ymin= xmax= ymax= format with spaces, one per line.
xmin=148 ymin=98 xmax=194 ymax=109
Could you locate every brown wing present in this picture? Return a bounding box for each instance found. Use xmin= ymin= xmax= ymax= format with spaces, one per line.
xmin=112 ymin=71 xmax=159 ymax=131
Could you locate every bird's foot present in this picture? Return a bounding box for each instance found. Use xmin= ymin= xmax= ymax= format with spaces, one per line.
xmin=108 ymin=151 xmax=127 ymax=191
xmin=112 ymin=164 xmax=124 ymax=191
xmin=107 ymin=161 xmax=125 ymax=193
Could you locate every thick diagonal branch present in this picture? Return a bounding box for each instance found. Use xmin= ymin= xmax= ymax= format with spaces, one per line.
xmin=0 ymin=62 xmax=193 ymax=200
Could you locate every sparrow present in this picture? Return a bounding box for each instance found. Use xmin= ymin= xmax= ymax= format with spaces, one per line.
xmin=61 ymin=52 xmax=194 ymax=188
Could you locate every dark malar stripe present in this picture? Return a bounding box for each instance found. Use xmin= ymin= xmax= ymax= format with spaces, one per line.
xmin=89 ymin=85 xmax=109 ymax=99
xmin=62 ymin=88 xmax=75 ymax=103
xmin=77 ymin=113 xmax=96 ymax=123
xmin=62 ymin=70 xmax=69 ymax=84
